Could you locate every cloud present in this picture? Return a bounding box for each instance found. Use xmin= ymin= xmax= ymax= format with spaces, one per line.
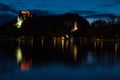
xmin=85 ymin=13 xmax=116 ymax=19
xmin=35 ymin=4 xmax=48 ymax=8
xmin=115 ymin=0 xmax=120 ymax=3
xmin=30 ymin=9 xmax=53 ymax=16
xmin=0 ymin=3 xmax=18 ymax=14
xmin=72 ymin=10 xmax=97 ymax=15
xmin=101 ymin=0 xmax=120 ymax=7
xmin=101 ymin=4 xmax=114 ymax=7
xmin=69 ymin=10 xmax=118 ymax=20
xmin=70 ymin=10 xmax=99 ymax=18
xmin=0 ymin=3 xmax=18 ymax=25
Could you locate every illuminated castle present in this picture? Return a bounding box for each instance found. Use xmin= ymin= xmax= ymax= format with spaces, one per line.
xmin=15 ymin=10 xmax=32 ymax=29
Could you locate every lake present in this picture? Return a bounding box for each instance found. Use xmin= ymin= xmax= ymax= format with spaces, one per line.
xmin=0 ymin=37 xmax=120 ymax=80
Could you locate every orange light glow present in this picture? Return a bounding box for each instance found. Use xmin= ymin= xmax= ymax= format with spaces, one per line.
xmin=20 ymin=11 xmax=32 ymax=17
xmin=20 ymin=59 xmax=32 ymax=71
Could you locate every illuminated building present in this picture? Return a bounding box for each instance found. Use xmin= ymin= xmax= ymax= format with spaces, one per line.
xmin=15 ymin=16 xmax=24 ymax=29
xmin=15 ymin=10 xmax=32 ymax=28
xmin=71 ymin=21 xmax=78 ymax=32
xmin=19 ymin=10 xmax=32 ymax=20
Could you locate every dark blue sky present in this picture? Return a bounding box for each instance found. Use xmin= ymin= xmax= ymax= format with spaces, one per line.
xmin=0 ymin=0 xmax=120 ymax=23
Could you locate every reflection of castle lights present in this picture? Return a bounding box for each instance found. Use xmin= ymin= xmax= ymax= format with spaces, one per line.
xmin=16 ymin=46 xmax=32 ymax=71
xmin=100 ymin=41 xmax=103 ymax=53
xmin=20 ymin=59 xmax=32 ymax=71
xmin=86 ymin=52 xmax=94 ymax=64
xmin=29 ymin=37 xmax=34 ymax=47
xmin=61 ymin=36 xmax=65 ymax=40
xmin=65 ymin=40 xmax=69 ymax=48
xmin=73 ymin=45 xmax=77 ymax=61
xmin=100 ymin=42 xmax=103 ymax=49
xmin=80 ymin=39 xmax=82 ymax=46
xmin=53 ymin=37 xmax=57 ymax=47
xmin=65 ymin=34 xmax=69 ymax=39
xmin=16 ymin=47 xmax=22 ymax=63
xmin=15 ymin=17 xmax=24 ymax=29
xmin=115 ymin=42 xmax=119 ymax=55
xmin=94 ymin=41 xmax=97 ymax=50
xmin=41 ymin=37 xmax=44 ymax=48
xmin=61 ymin=39 xmax=65 ymax=52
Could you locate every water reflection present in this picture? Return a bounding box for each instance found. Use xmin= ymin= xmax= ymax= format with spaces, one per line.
xmin=61 ymin=37 xmax=65 ymax=52
xmin=73 ymin=44 xmax=77 ymax=61
xmin=94 ymin=40 xmax=97 ymax=51
xmin=41 ymin=37 xmax=44 ymax=48
xmin=0 ymin=38 xmax=120 ymax=65
xmin=65 ymin=39 xmax=69 ymax=48
xmin=115 ymin=42 xmax=119 ymax=55
xmin=15 ymin=38 xmax=120 ymax=64
xmin=100 ymin=41 xmax=103 ymax=50
xmin=19 ymin=37 xmax=34 ymax=47
xmin=53 ymin=37 xmax=57 ymax=48
xmin=16 ymin=45 xmax=32 ymax=71
xmin=20 ymin=58 xmax=32 ymax=71
xmin=16 ymin=46 xmax=22 ymax=63
xmin=0 ymin=38 xmax=120 ymax=79
xmin=86 ymin=52 xmax=94 ymax=64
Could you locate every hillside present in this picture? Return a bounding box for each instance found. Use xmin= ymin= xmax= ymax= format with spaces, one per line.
xmin=0 ymin=12 xmax=90 ymax=38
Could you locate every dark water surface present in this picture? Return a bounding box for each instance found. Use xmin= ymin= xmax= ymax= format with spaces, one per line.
xmin=0 ymin=38 xmax=120 ymax=80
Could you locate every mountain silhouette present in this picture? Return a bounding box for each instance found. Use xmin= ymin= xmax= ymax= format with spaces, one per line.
xmin=0 ymin=11 xmax=90 ymax=39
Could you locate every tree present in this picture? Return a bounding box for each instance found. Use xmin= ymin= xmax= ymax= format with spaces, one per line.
xmin=91 ymin=20 xmax=106 ymax=27
xmin=107 ymin=15 xmax=117 ymax=24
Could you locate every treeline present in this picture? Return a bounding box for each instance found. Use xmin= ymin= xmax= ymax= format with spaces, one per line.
xmin=89 ymin=15 xmax=120 ymax=39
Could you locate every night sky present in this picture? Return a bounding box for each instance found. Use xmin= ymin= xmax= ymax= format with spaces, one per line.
xmin=0 ymin=0 xmax=120 ymax=24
